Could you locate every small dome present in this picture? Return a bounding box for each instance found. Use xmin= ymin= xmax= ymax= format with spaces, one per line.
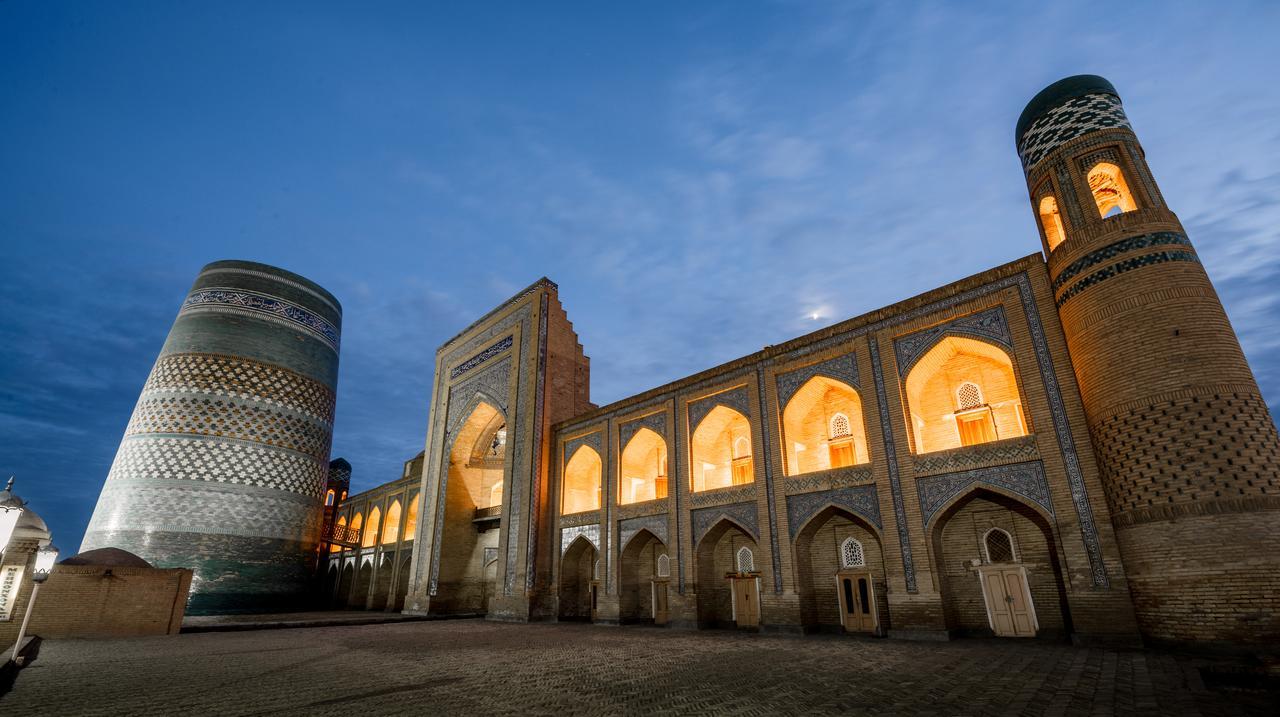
xmin=1017 ymin=75 xmax=1119 ymax=143
xmin=15 ymin=508 xmax=47 ymax=533
xmin=60 ymin=547 xmax=153 ymax=568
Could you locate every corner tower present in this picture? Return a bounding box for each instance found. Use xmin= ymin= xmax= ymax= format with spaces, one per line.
xmin=1017 ymin=75 xmax=1280 ymax=646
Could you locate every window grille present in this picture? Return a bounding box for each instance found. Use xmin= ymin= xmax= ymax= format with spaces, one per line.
xmin=829 ymin=413 xmax=851 ymax=439
xmin=957 ymin=382 xmax=984 ymax=410
xmin=840 ymin=537 xmax=866 ymax=568
xmin=736 ymin=547 xmax=755 ymax=573
xmin=656 ymin=554 xmax=671 ymax=578
xmin=984 ymin=528 xmax=1015 ymax=563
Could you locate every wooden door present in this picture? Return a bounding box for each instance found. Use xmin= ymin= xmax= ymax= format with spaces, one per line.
xmin=731 ymin=577 xmax=759 ymax=628
xmin=836 ymin=572 xmax=878 ymax=633
xmin=589 ymin=582 xmax=600 ymax=621
xmin=981 ymin=567 xmax=1036 ymax=637
xmin=652 ymin=580 xmax=669 ymax=625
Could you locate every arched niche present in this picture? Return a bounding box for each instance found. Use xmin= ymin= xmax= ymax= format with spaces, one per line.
xmin=781 ymin=375 xmax=870 ymax=476
xmin=903 ymin=336 xmax=1028 ymax=454
xmin=620 ymin=427 xmax=668 ymax=504
xmin=562 ymin=445 xmax=602 ymax=514
xmin=690 ymin=405 xmax=753 ymax=491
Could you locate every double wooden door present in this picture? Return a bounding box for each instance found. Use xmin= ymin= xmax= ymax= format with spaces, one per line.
xmin=835 ymin=571 xmax=878 ymax=633
xmin=979 ymin=566 xmax=1037 ymax=637
xmin=652 ymin=580 xmax=669 ymax=625
xmin=729 ymin=576 xmax=759 ymax=628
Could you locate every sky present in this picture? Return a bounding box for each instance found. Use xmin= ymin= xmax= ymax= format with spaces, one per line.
xmin=2 ymin=2 xmax=1278 ymax=553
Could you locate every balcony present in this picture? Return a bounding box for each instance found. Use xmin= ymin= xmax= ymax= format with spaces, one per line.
xmin=473 ymin=505 xmax=501 ymax=531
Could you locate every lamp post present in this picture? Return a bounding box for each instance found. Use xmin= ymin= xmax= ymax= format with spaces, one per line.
xmin=0 ymin=477 xmax=24 ymax=555
xmin=10 ymin=544 xmax=57 ymax=664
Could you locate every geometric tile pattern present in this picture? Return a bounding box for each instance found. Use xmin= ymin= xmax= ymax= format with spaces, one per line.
xmin=1051 ymin=231 xmax=1191 ymax=292
xmin=910 ymin=435 xmax=1039 ymax=476
xmin=1017 ymin=92 xmax=1130 ymax=172
xmin=691 ymin=501 xmax=759 ymax=546
xmin=916 ymin=460 xmax=1054 ymax=527
xmin=619 ymin=514 xmax=669 ymax=550
xmin=143 ymin=352 xmax=336 ymax=425
xmin=775 ymin=351 xmax=860 ymax=408
xmin=688 ymin=385 xmax=751 ymax=433
xmin=125 ymin=393 xmax=332 ymax=458
xmin=786 ymin=484 xmax=882 ymax=537
xmin=1056 ymin=249 xmax=1200 ymax=308
xmin=450 ymin=335 xmax=513 ymax=379
xmin=893 ymin=305 xmax=1012 ymax=378
xmin=86 ymin=481 xmax=324 ymax=541
xmin=561 ymin=524 xmax=600 ymax=555
xmin=782 ymin=465 xmax=875 ymax=495
xmin=103 ymin=435 xmax=328 ymax=498
xmin=618 ymin=411 xmax=667 ymax=452
xmin=867 ymin=336 xmax=917 ymax=592
xmin=181 ymin=287 xmax=340 ymax=353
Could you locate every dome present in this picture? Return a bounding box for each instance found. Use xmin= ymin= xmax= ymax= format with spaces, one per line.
xmin=1016 ymin=75 xmax=1119 ymax=143
xmin=15 ymin=508 xmax=47 ymax=533
xmin=60 ymin=547 xmax=153 ymax=568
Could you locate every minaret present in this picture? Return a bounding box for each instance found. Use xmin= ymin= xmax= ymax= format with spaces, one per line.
xmin=1017 ymin=76 xmax=1280 ymax=646
xmin=82 ymin=260 xmax=342 ymax=614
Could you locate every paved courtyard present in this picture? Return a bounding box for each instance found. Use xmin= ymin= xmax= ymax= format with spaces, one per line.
xmin=4 ymin=619 xmax=1276 ymax=715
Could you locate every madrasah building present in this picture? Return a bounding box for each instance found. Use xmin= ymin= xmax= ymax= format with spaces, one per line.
xmin=318 ymin=75 xmax=1280 ymax=649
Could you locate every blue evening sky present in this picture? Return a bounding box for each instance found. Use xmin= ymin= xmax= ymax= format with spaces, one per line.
xmin=3 ymin=2 xmax=1278 ymax=552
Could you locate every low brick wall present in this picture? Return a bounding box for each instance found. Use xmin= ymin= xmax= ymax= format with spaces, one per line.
xmin=0 ymin=564 xmax=192 ymax=641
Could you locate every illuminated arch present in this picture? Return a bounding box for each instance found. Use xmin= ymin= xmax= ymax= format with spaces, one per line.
xmin=363 ymin=507 xmax=381 ymax=547
xmin=691 ymin=405 xmax=753 ymax=491
xmin=1087 ymin=162 xmax=1137 ymax=218
xmin=621 ymin=427 xmax=668 ymax=504
xmin=350 ymin=512 xmax=364 ymax=544
xmin=781 ymin=375 xmax=869 ymax=476
xmin=330 ymin=515 xmax=346 ymax=553
xmin=1039 ymin=195 xmax=1066 ymax=250
xmin=325 ymin=489 xmax=336 ymax=507
xmin=904 ymin=336 xmax=1027 ymax=454
xmin=382 ymin=500 xmax=402 ymax=545
xmin=562 ymin=445 xmax=602 ymax=514
xmin=404 ymin=493 xmax=419 ymax=538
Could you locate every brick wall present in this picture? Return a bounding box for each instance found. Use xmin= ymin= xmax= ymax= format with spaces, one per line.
xmin=0 ymin=564 xmax=191 ymax=641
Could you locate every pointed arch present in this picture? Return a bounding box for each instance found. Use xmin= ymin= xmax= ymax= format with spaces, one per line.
xmin=903 ymin=335 xmax=1028 ymax=454
xmin=404 ymin=493 xmax=419 ymax=539
xmin=382 ymin=500 xmax=402 ymax=544
xmin=691 ymin=405 xmax=753 ymax=491
xmin=363 ymin=507 xmax=381 ymax=547
xmin=1039 ymin=195 xmax=1066 ymax=250
xmin=330 ymin=515 xmax=346 ymax=553
xmin=781 ymin=375 xmax=870 ymax=476
xmin=562 ymin=445 xmax=602 ymax=514
xmin=1086 ymin=161 xmax=1137 ymax=218
xmin=620 ymin=427 xmax=668 ymax=504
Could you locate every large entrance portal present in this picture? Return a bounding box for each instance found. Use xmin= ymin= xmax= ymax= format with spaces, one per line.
xmin=793 ymin=505 xmax=886 ymax=635
xmin=434 ymin=401 xmax=507 ymax=614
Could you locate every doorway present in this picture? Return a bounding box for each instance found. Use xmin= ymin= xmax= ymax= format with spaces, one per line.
xmin=978 ymin=565 xmax=1037 ymax=637
xmin=835 ymin=571 xmax=878 ymax=633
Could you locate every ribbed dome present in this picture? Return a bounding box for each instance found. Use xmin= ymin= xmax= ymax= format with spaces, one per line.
xmin=1017 ymin=75 xmax=1119 ymax=142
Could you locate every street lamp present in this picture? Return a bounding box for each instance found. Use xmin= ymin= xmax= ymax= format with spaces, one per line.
xmin=10 ymin=544 xmax=57 ymax=664
xmin=0 ymin=477 xmax=25 ymax=554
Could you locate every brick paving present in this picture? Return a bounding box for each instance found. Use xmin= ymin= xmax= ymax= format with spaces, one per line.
xmin=4 ymin=619 xmax=1276 ymax=715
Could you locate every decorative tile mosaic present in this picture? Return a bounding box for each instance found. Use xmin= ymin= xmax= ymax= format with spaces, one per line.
xmin=786 ymin=484 xmax=882 ymax=538
xmin=563 ymin=430 xmax=603 ymax=466
xmin=691 ymin=501 xmax=758 ymax=545
xmin=1056 ymin=250 xmax=1199 ymax=308
xmin=180 ymin=287 xmax=341 ymax=352
xmin=620 ymin=514 xmax=669 ymax=550
xmin=445 ymin=358 xmax=512 ymax=437
xmin=1017 ymin=92 xmax=1131 ymax=172
xmin=755 ymin=368 xmax=782 ymax=592
xmin=893 ymin=306 xmax=1012 ymax=378
xmin=143 ymin=353 xmax=336 ymax=424
xmin=86 ymin=481 xmax=323 ymax=542
xmin=616 ymin=500 xmax=666 ymax=520
xmin=450 ymin=335 xmax=513 ymax=379
xmin=561 ymin=524 xmax=600 ymax=555
xmin=775 ymin=352 xmax=860 ymax=408
xmin=618 ymin=411 xmax=666 ymax=451
xmin=911 ymin=435 xmax=1039 ymax=476
xmin=105 ymin=435 xmax=328 ymax=497
xmin=125 ymin=393 xmax=332 ymax=458
xmin=689 ymin=484 xmax=755 ymax=508
xmin=916 ymin=461 xmax=1054 ymax=526
xmin=687 ymin=385 xmax=750 ymax=432
xmin=528 ymin=292 xmax=550 ymax=593
xmin=868 ymin=336 xmax=917 ymax=592
xmin=1052 ymin=232 xmax=1191 ymax=291
xmin=782 ymin=466 xmax=875 ymax=495
xmin=199 ymin=266 xmax=342 ymax=317
xmin=559 ymin=510 xmax=599 ymax=528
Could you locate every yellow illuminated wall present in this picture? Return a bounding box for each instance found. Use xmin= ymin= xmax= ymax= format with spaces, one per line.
xmin=904 ymin=336 xmax=1027 ymax=454
xmin=562 ymin=445 xmax=602 ymax=514
xmin=620 ymin=427 xmax=668 ymax=504
xmin=690 ymin=405 xmax=752 ymax=491
xmin=782 ymin=375 xmax=869 ymax=475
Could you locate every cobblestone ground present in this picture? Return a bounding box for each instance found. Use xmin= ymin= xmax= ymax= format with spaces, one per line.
xmin=4 ymin=619 xmax=1276 ymax=716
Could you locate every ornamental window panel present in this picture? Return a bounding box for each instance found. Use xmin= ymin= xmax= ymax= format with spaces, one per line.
xmin=984 ymin=528 xmax=1016 ymax=563
xmin=956 ymin=382 xmax=984 ymax=410
xmin=840 ymin=537 xmax=866 ymax=569
xmin=736 ymin=546 xmax=755 ymax=573
xmin=656 ymin=554 xmax=671 ymax=578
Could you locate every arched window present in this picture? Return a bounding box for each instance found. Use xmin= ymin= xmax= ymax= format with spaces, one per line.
xmin=404 ymin=494 xmax=419 ymax=538
xmin=381 ymin=500 xmax=402 ymax=545
xmin=340 ymin=490 xmax=347 ymax=502
xmin=1039 ymin=195 xmax=1066 ymax=251
xmin=620 ymin=427 xmax=668 ymax=504
xmin=325 ymin=489 xmax=335 ymax=507
xmin=840 ymin=537 xmax=866 ymax=569
xmin=330 ymin=515 xmax=346 ymax=553
xmin=656 ymin=553 xmax=671 ymax=578
xmin=363 ymin=507 xmax=381 ymax=547
xmin=984 ymin=527 xmax=1016 ymax=563
xmin=690 ymin=405 xmax=753 ymax=491
xmin=956 ymin=382 xmax=984 ymax=410
xmin=593 ymin=559 xmax=601 ymax=581
xmin=1087 ymin=162 xmax=1137 ymax=218
xmin=736 ymin=546 xmax=755 ymax=573
xmin=903 ymin=336 xmax=1028 ymax=453
xmin=782 ymin=375 xmax=869 ymax=475
xmin=562 ymin=445 xmax=602 ymax=514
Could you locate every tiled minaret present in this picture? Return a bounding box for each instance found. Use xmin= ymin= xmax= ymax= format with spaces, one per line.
xmin=82 ymin=260 xmax=342 ymax=614
xmin=1017 ymin=76 xmax=1280 ymax=645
